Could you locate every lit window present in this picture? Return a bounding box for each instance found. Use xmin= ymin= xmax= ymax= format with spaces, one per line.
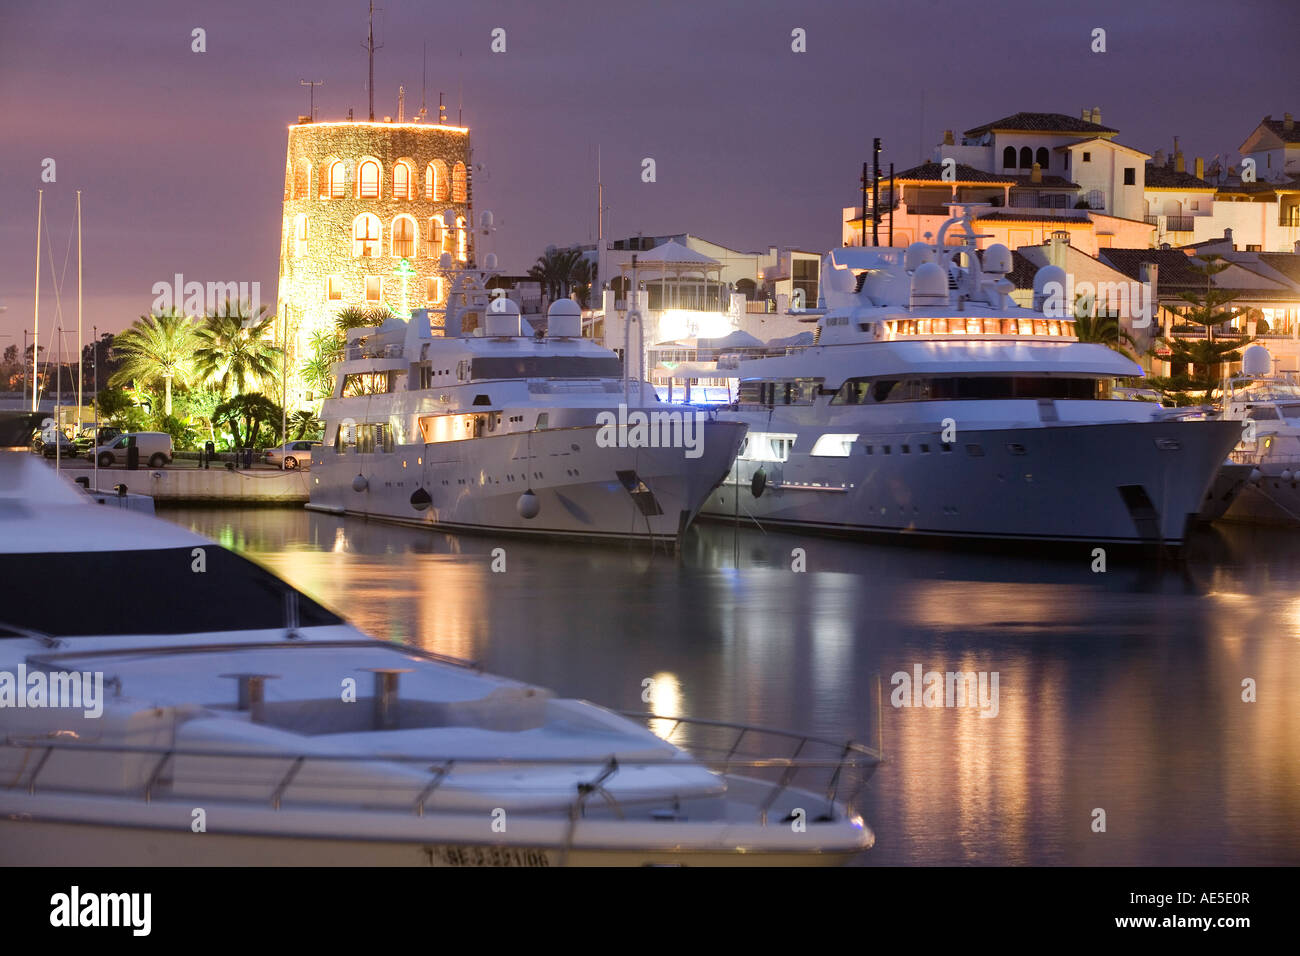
xmin=365 ymin=276 xmax=383 ymax=302
xmin=292 ymin=159 xmax=311 ymax=199
xmin=426 ymin=277 xmax=444 ymax=304
xmin=358 ymin=160 xmax=381 ymax=198
xmin=452 ymin=162 xmax=467 ymax=202
xmin=810 ymin=433 xmax=859 ymax=457
xmin=392 ymin=216 xmax=416 ymax=258
xmin=353 ymin=213 xmax=381 ymax=257
xmin=327 ymin=276 xmax=343 ymax=301
xmin=393 ymin=161 xmax=412 ymax=199
xmin=426 ymin=160 xmax=448 ymax=201
xmin=741 ymin=432 xmax=797 ymax=462
xmin=428 ymin=216 xmax=444 ymax=256
xmin=293 ymin=214 xmax=309 ymax=256
xmin=442 ymin=216 xmax=456 ymax=256
xmin=328 ymin=161 xmax=347 ymax=198
xmin=456 ymin=215 xmax=467 ymax=262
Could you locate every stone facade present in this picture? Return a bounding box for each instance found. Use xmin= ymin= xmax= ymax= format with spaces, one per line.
xmin=276 ymin=120 xmax=473 ymax=405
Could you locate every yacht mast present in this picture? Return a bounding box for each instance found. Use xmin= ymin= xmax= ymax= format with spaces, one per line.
xmin=31 ymin=190 xmax=41 ymax=412
xmin=77 ymin=190 xmax=83 ymax=436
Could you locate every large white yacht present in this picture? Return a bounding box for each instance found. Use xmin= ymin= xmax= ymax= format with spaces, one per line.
xmin=697 ymin=206 xmax=1241 ymax=547
xmin=309 ymin=287 xmax=744 ymax=548
xmin=0 ymin=433 xmax=877 ymax=866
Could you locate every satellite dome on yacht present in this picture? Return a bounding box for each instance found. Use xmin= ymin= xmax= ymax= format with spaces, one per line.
xmin=908 ymin=261 xmax=949 ymax=308
xmin=546 ymin=298 xmax=582 ymax=338
xmin=1242 ymin=344 xmax=1273 ymax=377
xmin=903 ymin=241 xmax=935 ymax=272
xmin=982 ymin=243 xmax=1013 ymax=275
xmin=484 ymin=296 xmax=523 ymax=337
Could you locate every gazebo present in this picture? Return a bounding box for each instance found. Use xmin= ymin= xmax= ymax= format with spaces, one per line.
xmin=620 ymin=240 xmax=726 ymax=313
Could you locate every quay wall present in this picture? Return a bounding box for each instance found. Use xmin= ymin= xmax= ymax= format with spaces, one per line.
xmin=83 ymin=467 xmax=310 ymax=505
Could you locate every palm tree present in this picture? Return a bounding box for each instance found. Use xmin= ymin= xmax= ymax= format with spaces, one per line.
xmin=1072 ymin=312 xmax=1138 ymax=357
xmin=193 ymin=302 xmax=283 ymax=398
xmin=288 ymin=409 xmax=322 ymax=440
xmin=569 ymin=256 xmax=597 ymax=309
xmin=300 ymin=328 xmax=341 ymax=399
xmin=108 ymin=309 xmax=198 ymax=415
xmin=528 ymin=247 xmax=582 ymax=304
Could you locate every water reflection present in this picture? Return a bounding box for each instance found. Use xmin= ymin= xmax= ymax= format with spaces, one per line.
xmin=163 ymin=507 xmax=1300 ymax=864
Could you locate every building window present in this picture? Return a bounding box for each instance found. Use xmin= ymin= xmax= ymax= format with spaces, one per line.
xmin=1002 ymin=146 xmax=1016 ymax=169
xmin=365 ymin=276 xmax=383 ymax=303
xmin=1247 ymin=244 xmax=1262 ymax=252
xmin=392 ymin=215 xmax=417 ymax=259
xmin=293 ymin=214 xmax=309 ymax=256
xmin=292 ymin=159 xmax=311 ymax=200
xmin=358 ymin=159 xmax=381 ymax=198
xmin=1035 ymin=147 xmax=1049 ymax=169
xmin=393 ymin=161 xmax=412 ymax=199
xmin=1019 ymin=147 xmax=1032 ymax=169
xmin=1082 ymin=151 xmax=1091 ymax=162
xmin=1123 ymin=167 xmax=1135 ymax=186
xmin=456 ymin=215 xmax=467 ymax=262
xmin=442 ymin=216 xmax=456 ymax=256
xmin=426 ymin=160 xmax=448 ymax=201
xmin=452 ymin=162 xmax=467 ymax=202
xmin=426 ymin=277 xmax=444 ymax=304
xmin=328 ymin=161 xmax=347 ymax=198
xmin=1085 ymin=189 xmax=1105 ymax=210
xmin=353 ymin=213 xmax=382 ymax=257
xmin=327 ymin=276 xmax=344 ymax=301
xmin=428 ymin=216 xmax=445 ymax=256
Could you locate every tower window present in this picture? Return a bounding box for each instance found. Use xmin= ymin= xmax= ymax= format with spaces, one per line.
xmin=393 ymin=161 xmax=412 ymax=199
xmin=353 ymin=213 xmax=382 ymax=258
xmin=328 ymin=161 xmax=347 ymax=198
xmin=392 ymin=215 xmax=416 ymax=259
xmin=365 ymin=276 xmax=383 ymax=303
xmin=358 ymin=160 xmax=381 ymax=198
xmin=327 ymin=276 xmax=344 ymax=301
xmin=456 ymin=215 xmax=468 ymax=262
xmin=452 ymin=162 xmax=467 ymax=202
xmin=426 ymin=277 xmax=444 ymax=304
xmin=426 ymin=160 xmax=448 ymax=201
xmin=293 ymin=214 xmax=309 ymax=256
xmin=428 ymin=216 xmax=445 ymax=256
xmin=292 ymin=159 xmax=311 ymax=200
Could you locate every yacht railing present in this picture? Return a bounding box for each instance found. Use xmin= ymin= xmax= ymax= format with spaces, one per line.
xmin=1 ymin=714 xmax=881 ymax=828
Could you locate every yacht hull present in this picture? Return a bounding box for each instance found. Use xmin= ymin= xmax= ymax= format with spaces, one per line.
xmin=1220 ymin=464 xmax=1300 ymax=527
xmin=700 ymin=419 xmax=1242 ymax=547
xmin=309 ymin=422 xmax=745 ymax=546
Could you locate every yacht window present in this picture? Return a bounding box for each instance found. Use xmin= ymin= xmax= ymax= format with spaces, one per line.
xmin=0 ymin=548 xmax=341 ymax=637
xmin=1247 ymin=407 xmax=1280 ymax=420
xmin=342 ymin=371 xmax=397 ymax=396
xmin=832 ymin=376 xmax=1112 ymax=403
xmin=737 ymin=378 xmax=820 ymax=406
xmin=810 ymin=433 xmax=859 ymax=457
xmin=1279 ymin=405 xmax=1300 ymax=419
xmin=741 ymin=432 xmax=797 ymax=462
xmin=469 ymin=356 xmax=622 ymax=380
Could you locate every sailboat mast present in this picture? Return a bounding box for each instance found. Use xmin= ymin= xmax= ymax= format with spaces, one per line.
xmin=32 ymin=190 xmax=41 ymax=412
xmin=77 ymin=190 xmax=83 ymax=435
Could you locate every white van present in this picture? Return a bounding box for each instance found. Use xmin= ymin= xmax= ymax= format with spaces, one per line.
xmin=89 ymin=432 xmax=174 ymax=468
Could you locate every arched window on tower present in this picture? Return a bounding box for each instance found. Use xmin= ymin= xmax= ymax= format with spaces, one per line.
xmin=358 ymin=160 xmax=381 ymax=198
xmin=1019 ymin=147 xmax=1033 ymax=169
xmin=1002 ymin=146 xmax=1016 ymax=170
xmin=392 ymin=215 xmax=417 ymax=259
xmin=427 ymin=216 xmax=445 ymax=256
xmin=393 ymin=162 xmax=412 ymax=199
xmin=1035 ymin=147 xmax=1049 ymax=170
xmin=292 ymin=160 xmax=311 ymax=199
xmin=328 ymin=161 xmax=347 ymax=198
xmin=426 ymin=160 xmax=448 ymax=201
xmin=352 ymin=213 xmax=382 ymax=258
xmin=455 ymin=215 xmax=467 ymax=262
xmin=441 ymin=216 xmax=455 ymax=257
xmin=452 ymin=162 xmax=467 ymax=202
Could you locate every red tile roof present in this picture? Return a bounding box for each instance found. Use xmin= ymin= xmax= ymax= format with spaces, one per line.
xmin=964 ymin=112 xmax=1118 ymax=137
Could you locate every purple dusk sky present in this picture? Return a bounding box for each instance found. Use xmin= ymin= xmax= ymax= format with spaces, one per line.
xmin=0 ymin=0 xmax=1295 ymax=353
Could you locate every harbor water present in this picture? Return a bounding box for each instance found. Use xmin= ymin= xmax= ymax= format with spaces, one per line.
xmin=164 ymin=507 xmax=1300 ymax=865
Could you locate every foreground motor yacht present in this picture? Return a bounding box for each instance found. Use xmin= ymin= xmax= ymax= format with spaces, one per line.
xmin=1215 ymin=344 xmax=1300 ymax=526
xmin=0 ymin=437 xmax=877 ymax=866
xmin=697 ymin=205 xmax=1241 ymax=547
xmin=309 ymin=286 xmax=744 ymax=549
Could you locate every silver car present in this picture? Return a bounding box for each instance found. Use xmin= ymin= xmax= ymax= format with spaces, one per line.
xmin=264 ymin=440 xmax=321 ymax=470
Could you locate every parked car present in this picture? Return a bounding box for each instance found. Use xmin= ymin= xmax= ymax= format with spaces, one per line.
xmin=88 ymin=432 xmax=174 ymax=468
xmin=264 ymin=439 xmax=321 ymax=470
xmin=75 ymin=426 xmax=122 ymax=452
xmin=37 ymin=431 xmax=77 ymax=459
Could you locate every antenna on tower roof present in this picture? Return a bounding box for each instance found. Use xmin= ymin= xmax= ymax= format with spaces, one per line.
xmin=418 ymin=41 xmax=428 ymax=120
xmin=300 ymin=78 xmax=323 ymax=122
xmin=457 ymin=49 xmax=463 ymax=125
xmin=438 ymin=91 xmax=446 ymax=125
xmin=362 ymin=0 xmax=384 ymax=121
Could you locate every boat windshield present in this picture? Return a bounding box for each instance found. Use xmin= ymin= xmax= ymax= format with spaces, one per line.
xmin=0 ymin=547 xmax=341 ymax=638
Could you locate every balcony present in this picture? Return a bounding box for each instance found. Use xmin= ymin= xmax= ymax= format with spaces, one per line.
xmin=1281 ymin=210 xmax=1300 ymax=228
xmin=1146 ymin=215 xmax=1194 ymax=232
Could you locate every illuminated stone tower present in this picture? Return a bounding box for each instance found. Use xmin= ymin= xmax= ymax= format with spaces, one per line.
xmin=276 ymin=118 xmax=473 ymax=406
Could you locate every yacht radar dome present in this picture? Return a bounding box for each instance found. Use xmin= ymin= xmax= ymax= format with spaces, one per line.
xmin=485 ymin=296 xmax=523 ymax=337
xmin=909 ymin=261 xmax=949 ymax=308
xmin=1033 ymin=265 xmax=1067 ymax=312
xmin=903 ymin=241 xmax=935 ymax=272
xmin=1242 ymin=344 xmax=1273 ymax=377
xmin=983 ymin=243 xmax=1013 ymax=275
xmin=547 ymin=298 xmax=582 ymax=337
xmin=484 ymin=252 xmax=499 ymax=270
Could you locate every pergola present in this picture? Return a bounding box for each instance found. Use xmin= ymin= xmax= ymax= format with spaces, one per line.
xmin=619 ymin=240 xmax=725 ymax=312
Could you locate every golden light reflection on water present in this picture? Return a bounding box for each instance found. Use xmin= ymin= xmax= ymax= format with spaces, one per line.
xmin=645 ymin=671 xmax=683 ymax=740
